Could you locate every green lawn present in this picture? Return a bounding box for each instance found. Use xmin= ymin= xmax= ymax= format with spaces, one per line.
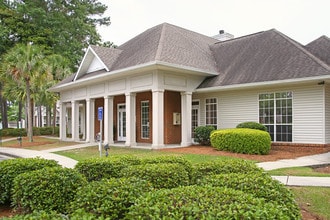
xmin=56 ymin=145 xmax=237 ymax=163
xmin=267 ymin=166 xmax=330 ymax=177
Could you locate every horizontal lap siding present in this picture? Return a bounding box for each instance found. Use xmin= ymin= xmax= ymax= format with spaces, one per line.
xmin=325 ymin=85 xmax=330 ymax=143
xmin=292 ymin=85 xmax=324 ymax=144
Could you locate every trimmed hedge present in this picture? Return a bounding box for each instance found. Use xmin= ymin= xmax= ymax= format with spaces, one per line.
xmin=211 ymin=128 xmax=271 ymax=154
xmin=1 ymin=127 xmax=59 ymax=137
xmin=140 ymin=156 xmax=193 ymax=180
xmin=75 ymin=155 xmax=141 ymax=182
xmin=70 ymin=177 xmax=153 ymax=219
xmin=121 ymin=163 xmax=190 ymax=189
xmin=12 ymin=167 xmax=87 ymax=214
xmin=193 ymin=126 xmax=215 ymax=145
xmin=192 ymin=159 xmax=263 ymax=184
xmin=236 ymin=121 xmax=267 ymax=131
xmin=198 ymin=173 xmax=301 ymax=219
xmin=0 ymin=158 xmax=60 ymax=205
xmin=125 ymin=185 xmax=290 ymax=219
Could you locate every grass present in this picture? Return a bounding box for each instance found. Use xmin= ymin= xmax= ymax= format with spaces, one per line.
xmin=56 ymin=146 xmax=237 ymax=163
xmin=290 ymin=186 xmax=330 ymax=220
xmin=267 ymin=166 xmax=330 ymax=177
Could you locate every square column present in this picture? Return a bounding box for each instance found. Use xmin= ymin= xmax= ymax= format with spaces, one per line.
xmin=125 ymin=93 xmax=136 ymax=146
xmin=104 ymin=96 xmax=114 ymax=144
xmin=85 ymin=99 xmax=93 ymax=142
xmin=59 ymin=102 xmax=66 ymax=141
xmin=71 ymin=100 xmax=80 ymax=141
xmin=152 ymin=89 xmax=164 ymax=148
xmin=181 ymin=92 xmax=192 ymax=146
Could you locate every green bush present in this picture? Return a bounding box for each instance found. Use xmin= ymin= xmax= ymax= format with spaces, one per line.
xmin=0 ymin=211 xmax=66 ymax=220
xmin=125 ymin=185 xmax=289 ymax=219
xmin=191 ymin=159 xmax=263 ymax=184
xmin=12 ymin=167 xmax=87 ymax=214
xmin=140 ymin=156 xmax=193 ymax=180
xmin=193 ymin=126 xmax=215 ymax=145
xmin=236 ymin=121 xmax=267 ymax=131
xmin=1 ymin=127 xmax=59 ymax=137
xmin=0 ymin=158 xmax=60 ymax=205
xmin=70 ymin=177 xmax=153 ymax=219
xmin=211 ymin=128 xmax=271 ymax=154
xmin=121 ymin=163 xmax=190 ymax=189
xmin=75 ymin=155 xmax=141 ymax=182
xmin=198 ymin=173 xmax=301 ymax=219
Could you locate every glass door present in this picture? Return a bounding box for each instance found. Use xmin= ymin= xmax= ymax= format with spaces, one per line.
xmin=117 ymin=104 xmax=126 ymax=141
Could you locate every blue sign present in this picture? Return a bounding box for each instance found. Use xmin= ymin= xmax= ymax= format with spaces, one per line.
xmin=98 ymin=107 xmax=103 ymax=121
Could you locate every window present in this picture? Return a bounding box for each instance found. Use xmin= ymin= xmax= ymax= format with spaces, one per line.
xmin=141 ymin=101 xmax=149 ymax=139
xmin=205 ymin=98 xmax=217 ymax=129
xmin=191 ymin=100 xmax=200 ymax=138
xmin=259 ymin=92 xmax=292 ymax=142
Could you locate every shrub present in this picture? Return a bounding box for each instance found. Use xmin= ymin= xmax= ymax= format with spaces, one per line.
xmin=121 ymin=163 xmax=190 ymax=189
xmin=193 ymin=126 xmax=215 ymax=145
xmin=0 ymin=128 xmax=26 ymax=137
xmin=70 ymin=177 xmax=153 ymax=219
xmin=198 ymin=173 xmax=301 ymax=219
xmin=210 ymin=128 xmax=271 ymax=154
xmin=0 ymin=158 xmax=60 ymax=205
xmin=191 ymin=159 xmax=263 ymax=184
xmin=0 ymin=127 xmax=59 ymax=137
xmin=75 ymin=155 xmax=141 ymax=182
xmin=1 ymin=211 xmax=66 ymax=220
xmin=125 ymin=185 xmax=289 ymax=219
xmin=236 ymin=121 xmax=267 ymax=131
xmin=12 ymin=167 xmax=87 ymax=214
xmin=140 ymin=156 xmax=193 ymax=180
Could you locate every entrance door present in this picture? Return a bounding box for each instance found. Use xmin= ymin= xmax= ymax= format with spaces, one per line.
xmin=117 ymin=104 xmax=126 ymax=141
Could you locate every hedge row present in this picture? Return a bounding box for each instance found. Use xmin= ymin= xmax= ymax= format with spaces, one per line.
xmin=2 ymin=155 xmax=301 ymax=219
xmin=211 ymin=128 xmax=271 ymax=154
xmin=0 ymin=127 xmax=59 ymax=137
xmin=0 ymin=158 xmax=60 ymax=205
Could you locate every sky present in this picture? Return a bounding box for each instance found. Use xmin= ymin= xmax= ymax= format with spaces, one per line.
xmin=98 ymin=0 xmax=330 ymax=46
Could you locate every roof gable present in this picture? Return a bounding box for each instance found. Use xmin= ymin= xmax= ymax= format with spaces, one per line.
xmin=305 ymin=36 xmax=330 ymax=66
xmin=198 ymin=29 xmax=330 ymax=88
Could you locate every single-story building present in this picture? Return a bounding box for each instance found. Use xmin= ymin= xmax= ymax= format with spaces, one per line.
xmin=50 ymin=23 xmax=330 ymax=148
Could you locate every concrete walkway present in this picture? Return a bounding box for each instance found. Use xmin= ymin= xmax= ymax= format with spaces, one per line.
xmin=0 ymin=139 xmax=329 ymax=186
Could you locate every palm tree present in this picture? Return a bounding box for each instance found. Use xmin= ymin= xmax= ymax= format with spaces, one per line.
xmin=1 ymin=43 xmax=45 ymax=142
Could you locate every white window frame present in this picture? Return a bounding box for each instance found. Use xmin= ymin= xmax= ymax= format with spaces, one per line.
xmin=141 ymin=100 xmax=150 ymax=139
xmin=205 ymin=98 xmax=217 ymax=129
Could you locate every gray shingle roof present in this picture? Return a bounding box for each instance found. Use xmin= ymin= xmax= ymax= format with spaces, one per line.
xmin=305 ymin=36 xmax=330 ymax=66
xmin=55 ymin=23 xmax=329 ymax=90
xmin=198 ymin=29 xmax=330 ymax=88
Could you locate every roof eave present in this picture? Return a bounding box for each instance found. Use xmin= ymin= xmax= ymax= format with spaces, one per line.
xmin=49 ymin=61 xmax=218 ymax=92
xmin=195 ymin=75 xmax=330 ymax=93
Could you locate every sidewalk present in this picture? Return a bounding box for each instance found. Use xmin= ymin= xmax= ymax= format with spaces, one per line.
xmin=1 ymin=140 xmax=330 ymax=186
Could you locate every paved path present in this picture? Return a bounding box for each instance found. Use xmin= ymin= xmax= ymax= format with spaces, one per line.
xmin=0 ymin=139 xmax=329 ymax=186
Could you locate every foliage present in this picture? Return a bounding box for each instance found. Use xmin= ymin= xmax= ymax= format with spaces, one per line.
xmin=125 ymin=185 xmax=290 ymax=219
xmin=197 ymin=173 xmax=301 ymax=219
xmin=0 ymin=210 xmax=66 ymax=220
xmin=193 ymin=126 xmax=215 ymax=145
xmin=121 ymin=163 xmax=190 ymax=189
xmin=0 ymin=127 xmax=59 ymax=137
xmin=12 ymin=167 xmax=87 ymax=214
xmin=191 ymin=159 xmax=263 ymax=183
xmin=211 ymin=128 xmax=271 ymax=154
xmin=70 ymin=177 xmax=153 ymax=219
xmin=74 ymin=155 xmax=141 ymax=182
xmin=236 ymin=121 xmax=268 ymax=131
xmin=0 ymin=158 xmax=60 ymax=204
xmin=140 ymin=155 xmax=193 ymax=180
xmin=0 ymin=0 xmax=111 ymax=69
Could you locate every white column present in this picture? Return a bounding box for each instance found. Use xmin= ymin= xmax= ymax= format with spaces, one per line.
xmin=152 ymin=89 xmax=164 ymax=149
xmin=80 ymin=103 xmax=86 ymax=140
xmin=104 ymin=96 xmax=114 ymax=144
xmin=59 ymin=102 xmax=66 ymax=141
xmin=85 ymin=99 xmax=91 ymax=142
xmin=125 ymin=92 xmax=136 ymax=146
xmin=71 ymin=100 xmax=80 ymax=141
xmin=181 ymin=92 xmax=192 ymax=146
xmin=90 ymin=99 xmax=95 ymax=142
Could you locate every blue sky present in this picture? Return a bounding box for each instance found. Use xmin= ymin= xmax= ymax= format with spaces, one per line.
xmin=98 ymin=0 xmax=330 ymax=46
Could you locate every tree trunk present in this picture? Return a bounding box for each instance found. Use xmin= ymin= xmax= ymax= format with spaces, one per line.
xmin=0 ymin=83 xmax=8 ymax=129
xmin=38 ymin=105 xmax=42 ymax=127
xmin=26 ymin=81 xmax=33 ymax=142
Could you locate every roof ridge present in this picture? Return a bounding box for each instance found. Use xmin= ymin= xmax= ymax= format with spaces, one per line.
xmin=155 ymin=23 xmax=167 ymax=61
xmin=272 ymin=29 xmax=330 ymax=71
xmin=213 ymin=29 xmax=267 ymax=45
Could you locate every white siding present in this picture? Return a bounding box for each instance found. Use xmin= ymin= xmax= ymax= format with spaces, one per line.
xmin=194 ymin=83 xmax=327 ymax=144
xmin=325 ymin=84 xmax=330 ymax=143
